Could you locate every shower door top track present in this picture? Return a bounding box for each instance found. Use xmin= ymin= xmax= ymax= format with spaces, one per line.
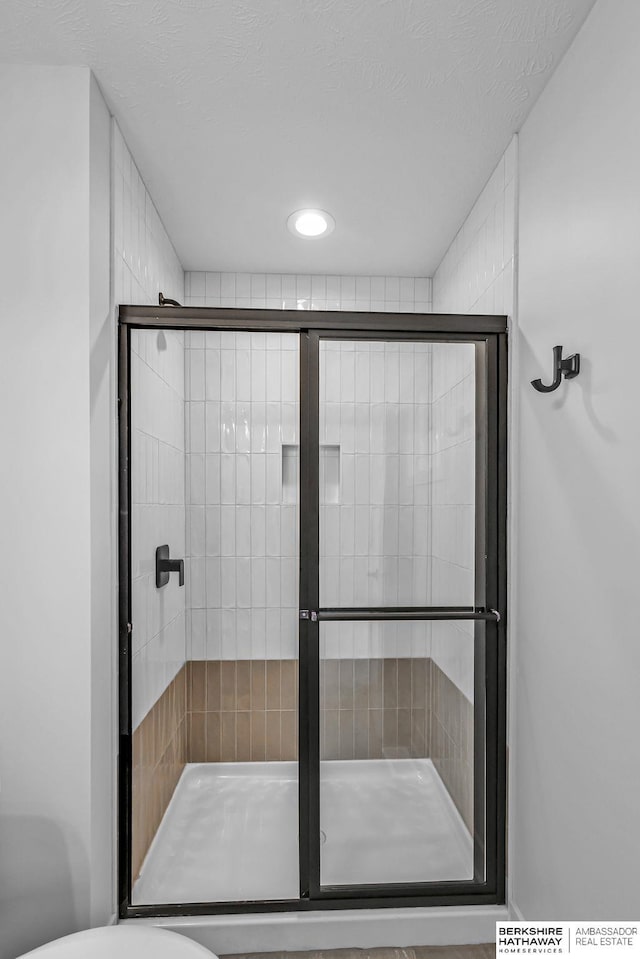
xmin=117 ymin=305 xmax=508 ymax=920
xmin=118 ymin=303 xmax=507 ymax=334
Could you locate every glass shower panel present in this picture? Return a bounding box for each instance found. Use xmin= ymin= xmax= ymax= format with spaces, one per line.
xmin=318 ymin=619 xmax=480 ymax=887
xmin=128 ymin=327 xmax=188 ymax=900
xmin=129 ymin=329 xmax=300 ymax=905
xmin=318 ymin=340 xmax=476 ymax=609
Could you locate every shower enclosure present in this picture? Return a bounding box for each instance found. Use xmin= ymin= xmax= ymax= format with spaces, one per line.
xmin=118 ymin=306 xmax=507 ymax=917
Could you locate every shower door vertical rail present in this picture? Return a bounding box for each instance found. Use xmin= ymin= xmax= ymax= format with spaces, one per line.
xmin=298 ymin=330 xmax=320 ymax=899
xmin=481 ymin=331 xmax=508 ymax=894
xmin=117 ymin=320 xmax=133 ymax=916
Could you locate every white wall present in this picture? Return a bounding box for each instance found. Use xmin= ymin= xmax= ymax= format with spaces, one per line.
xmin=89 ymin=72 xmax=115 ymax=931
xmin=511 ymin=0 xmax=640 ymax=918
xmin=0 ymin=65 xmax=101 ymax=959
xmin=0 ymin=67 xmax=186 ymax=957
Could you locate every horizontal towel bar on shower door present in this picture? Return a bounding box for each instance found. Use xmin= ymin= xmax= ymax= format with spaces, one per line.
xmin=309 ymin=607 xmax=501 ymax=623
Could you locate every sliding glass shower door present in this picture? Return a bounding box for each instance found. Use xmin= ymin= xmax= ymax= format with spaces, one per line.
xmin=126 ymin=327 xmax=302 ymax=905
xmin=119 ymin=308 xmax=506 ymax=917
xmin=299 ymin=331 xmax=504 ymax=901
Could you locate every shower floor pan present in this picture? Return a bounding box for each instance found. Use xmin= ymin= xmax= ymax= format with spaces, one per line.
xmin=133 ymin=759 xmax=473 ymax=905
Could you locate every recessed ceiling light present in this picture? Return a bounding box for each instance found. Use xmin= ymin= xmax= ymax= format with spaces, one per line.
xmin=287 ymin=208 xmax=335 ymax=238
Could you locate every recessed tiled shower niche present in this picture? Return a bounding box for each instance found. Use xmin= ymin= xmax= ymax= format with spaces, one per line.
xmin=282 ymin=445 xmax=341 ymax=504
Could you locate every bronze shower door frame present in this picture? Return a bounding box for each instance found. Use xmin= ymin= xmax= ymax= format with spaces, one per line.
xmin=117 ymin=305 xmax=508 ymax=919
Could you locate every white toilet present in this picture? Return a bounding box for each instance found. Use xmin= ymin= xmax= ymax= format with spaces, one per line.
xmin=17 ymin=926 xmax=217 ymax=959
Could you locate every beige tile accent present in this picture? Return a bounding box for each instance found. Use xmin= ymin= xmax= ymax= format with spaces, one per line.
xmin=220 ymin=661 xmax=236 ymax=711
xmin=221 ymin=711 xmax=237 ymax=761
xmin=266 ymin=709 xmax=281 ymax=759
xmin=411 ymin=706 xmax=427 ymax=757
xmin=338 ymin=708 xmax=355 ymax=760
xmin=132 ymin=664 xmax=187 ymax=880
xmin=322 ymin=660 xmax=339 ymax=709
xmin=281 ymin=660 xmax=297 ymax=710
xmin=319 ymin=658 xmax=431 ymax=761
xmin=189 ymin=710 xmax=206 ymax=762
xmin=368 ymin=708 xmax=383 ymax=758
xmin=353 ymin=659 xmax=369 ymax=708
xmin=207 ymin=660 xmax=221 ymax=710
xmin=383 ymin=658 xmax=398 ymax=709
xmin=429 ymin=659 xmax=474 ymax=833
xmin=398 ymin=707 xmax=411 ymax=755
xmin=132 ymin=657 xmax=474 ymax=887
xmin=250 ymin=709 xmax=266 ymax=761
xmin=190 ymin=660 xmax=206 ymax=711
xmin=206 ymin=710 xmax=221 ymax=762
xmin=251 ymin=660 xmax=266 ymax=710
xmin=323 ymin=708 xmax=339 ymax=758
xmin=187 ymin=659 xmax=301 ymax=762
xmin=353 ymin=707 xmax=369 ymax=757
xmin=266 ymin=660 xmax=281 ymax=710
xmin=369 ymin=659 xmax=383 ymax=708
xmin=397 ymin=658 xmax=412 ymax=707
xmin=236 ymin=661 xmax=251 ymax=710
xmin=236 ymin=710 xmax=251 ymax=762
xmin=339 ymin=659 xmax=354 ymax=710
xmin=281 ymin=709 xmax=297 ymax=759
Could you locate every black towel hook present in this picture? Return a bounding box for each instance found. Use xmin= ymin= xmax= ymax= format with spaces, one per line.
xmin=531 ymin=345 xmax=580 ymax=393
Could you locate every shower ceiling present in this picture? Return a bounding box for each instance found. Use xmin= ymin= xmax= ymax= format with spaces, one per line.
xmin=0 ymin=0 xmax=595 ymax=275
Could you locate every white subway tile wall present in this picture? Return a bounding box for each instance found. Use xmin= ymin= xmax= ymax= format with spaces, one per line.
xmin=184 ymin=331 xmax=300 ymax=663
xmin=182 ymin=276 xmax=480 ymax=674
xmin=183 ymin=274 xmax=432 ymax=663
xmin=429 ymin=137 xmax=517 ymax=701
xmin=319 ymin=340 xmax=436 ymax=661
xmin=130 ymin=331 xmax=186 ymax=729
xmin=430 ymin=343 xmax=476 ymax=614
xmin=319 ymin=340 xmax=475 ymax=671
xmin=113 ymin=122 xmax=184 ymax=309
xmin=185 ymin=272 xmax=432 ymax=314
xmin=429 ymin=342 xmax=476 ymax=702
xmin=113 ymin=120 xmax=186 ymax=728
xmin=432 ymin=136 xmax=517 ymax=318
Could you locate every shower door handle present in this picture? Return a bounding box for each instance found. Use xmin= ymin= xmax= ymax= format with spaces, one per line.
xmin=314 ymin=607 xmax=501 ymax=622
xmin=156 ymin=545 xmax=185 ymax=588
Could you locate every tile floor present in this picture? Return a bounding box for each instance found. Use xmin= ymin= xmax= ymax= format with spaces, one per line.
xmin=222 ymin=946 xmax=495 ymax=959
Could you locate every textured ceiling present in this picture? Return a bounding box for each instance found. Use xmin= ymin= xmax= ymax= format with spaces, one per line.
xmin=0 ymin=0 xmax=596 ymax=275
